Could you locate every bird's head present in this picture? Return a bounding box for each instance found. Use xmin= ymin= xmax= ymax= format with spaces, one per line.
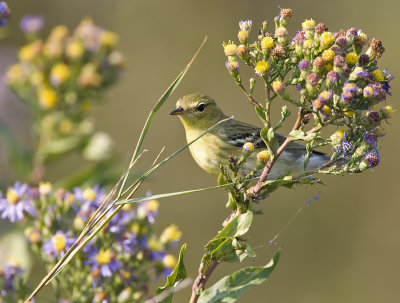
xmin=170 ymin=93 xmax=226 ymax=129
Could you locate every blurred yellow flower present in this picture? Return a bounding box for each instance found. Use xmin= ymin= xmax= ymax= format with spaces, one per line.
xmin=100 ymin=31 xmax=118 ymax=47
xmin=51 ymin=63 xmax=70 ymax=85
xmin=66 ymin=40 xmax=84 ymax=59
xmin=38 ymin=87 xmax=57 ymax=109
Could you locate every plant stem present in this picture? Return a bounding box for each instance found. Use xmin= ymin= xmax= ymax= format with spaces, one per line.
xmin=248 ymin=108 xmax=304 ymax=196
xmin=189 ymin=259 xmax=220 ymax=303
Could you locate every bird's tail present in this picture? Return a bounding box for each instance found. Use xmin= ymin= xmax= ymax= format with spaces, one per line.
xmin=306 ymin=150 xmax=331 ymax=170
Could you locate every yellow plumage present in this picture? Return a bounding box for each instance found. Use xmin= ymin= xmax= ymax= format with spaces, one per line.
xmin=171 ymin=93 xmax=329 ymax=179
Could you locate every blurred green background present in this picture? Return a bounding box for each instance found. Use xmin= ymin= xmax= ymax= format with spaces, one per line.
xmin=1 ymin=0 xmax=399 ymax=302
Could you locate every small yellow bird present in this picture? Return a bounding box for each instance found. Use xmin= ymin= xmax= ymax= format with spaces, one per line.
xmin=170 ymin=93 xmax=329 ymax=179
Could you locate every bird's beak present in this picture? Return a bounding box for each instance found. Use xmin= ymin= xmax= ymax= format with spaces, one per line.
xmin=170 ymin=106 xmax=185 ymax=115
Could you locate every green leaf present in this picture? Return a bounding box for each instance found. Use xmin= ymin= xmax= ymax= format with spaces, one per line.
xmin=289 ymin=130 xmax=316 ymax=142
xmin=116 ymin=183 xmax=230 ymax=205
xmin=156 ymin=244 xmax=187 ymax=303
xmin=260 ymin=175 xmax=321 ymax=197
xmin=197 ymin=249 xmax=281 ymax=303
xmin=206 ymin=211 xmax=253 ymax=253
xmin=211 ymin=238 xmax=256 ymax=263
xmin=255 ymin=106 xmax=267 ymax=123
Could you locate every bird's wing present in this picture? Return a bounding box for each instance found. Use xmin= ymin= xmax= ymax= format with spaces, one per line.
xmin=221 ymin=119 xmax=307 ymax=151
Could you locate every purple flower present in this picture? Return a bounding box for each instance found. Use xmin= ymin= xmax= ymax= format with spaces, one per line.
xmin=20 ymin=14 xmax=44 ymax=33
xmin=364 ymin=132 xmax=377 ymax=145
xmin=0 ymin=182 xmax=37 ymax=222
xmin=225 ymin=60 xmax=239 ymax=72
xmin=43 ymin=231 xmax=75 ymax=258
xmin=358 ymin=54 xmax=370 ymax=66
xmin=383 ymin=68 xmax=394 ymax=96
xmin=1 ymin=261 xmax=23 ymax=291
xmin=137 ymin=192 xmax=159 ymax=224
xmin=86 ymin=248 xmax=121 ymax=277
xmin=119 ymin=232 xmax=137 ymax=254
xmin=74 ymin=185 xmax=105 ymax=219
xmin=364 ymin=150 xmax=380 ymax=168
xmin=298 ymin=59 xmax=310 ymax=70
xmin=293 ymin=30 xmax=305 ymax=44
xmin=239 ymin=20 xmax=252 ymax=32
xmin=0 ymin=2 xmax=11 ymax=27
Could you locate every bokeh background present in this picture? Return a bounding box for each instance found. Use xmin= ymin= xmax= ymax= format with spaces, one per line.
xmin=1 ymin=0 xmax=399 ymax=302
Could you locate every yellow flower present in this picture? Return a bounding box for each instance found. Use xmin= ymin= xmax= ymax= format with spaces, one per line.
xmin=49 ymin=25 xmax=69 ymax=41
xmin=237 ymin=30 xmax=248 ymax=42
xmin=163 ymin=254 xmax=177 ymax=268
xmin=345 ymin=52 xmax=358 ymax=66
xmin=7 ymin=189 xmax=19 ymax=204
xmin=39 ymin=181 xmax=52 ymax=195
xmin=372 ymin=69 xmax=384 ymax=82
xmin=322 ymin=49 xmax=335 ymax=61
xmin=100 ymin=31 xmax=118 ymax=47
xmin=223 ymin=41 xmax=237 ymax=56
xmin=148 ymin=237 xmax=162 ymax=251
xmin=59 ymin=119 xmax=73 ymax=134
xmin=96 ymin=249 xmax=112 ymax=265
xmin=83 ymin=187 xmax=97 ymax=201
xmin=38 ymin=87 xmax=57 ymax=109
xmin=381 ymin=105 xmax=394 ymax=118
xmin=320 ymin=32 xmax=335 ymax=47
xmin=66 ymin=40 xmax=84 ymax=59
xmin=302 ymin=19 xmax=315 ymax=30
xmin=78 ymin=63 xmax=102 ymax=87
xmin=6 ymin=64 xmax=24 ymax=84
xmin=330 ymin=129 xmax=345 ymax=145
xmin=51 ymin=233 xmax=66 ymax=252
xmin=303 ymin=39 xmax=313 ymax=49
xmin=147 ymin=199 xmax=159 ymax=212
xmin=256 ymin=150 xmax=270 ymax=163
xmin=51 ymin=63 xmax=70 ymax=85
xmin=18 ymin=41 xmax=42 ymax=62
xmin=324 ymin=63 xmax=333 ymax=71
xmin=261 ymin=36 xmax=274 ymax=50
xmin=322 ymin=105 xmax=331 ymax=116
xmin=160 ymin=224 xmax=182 ymax=243
xmin=243 ymin=142 xmax=254 ymax=152
xmin=344 ymin=109 xmax=354 ymax=117
xmin=255 ymin=60 xmax=269 ymax=76
xmin=30 ymin=71 xmax=44 ymax=87
xmin=43 ymin=41 xmax=63 ymax=58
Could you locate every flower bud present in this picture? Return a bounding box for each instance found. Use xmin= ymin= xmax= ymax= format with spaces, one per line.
xmin=257 ymin=150 xmax=271 ymax=163
xmin=364 ymin=150 xmax=380 ymax=168
xmin=243 ymin=142 xmax=255 ymax=152
xmin=223 ymin=42 xmax=237 ymax=56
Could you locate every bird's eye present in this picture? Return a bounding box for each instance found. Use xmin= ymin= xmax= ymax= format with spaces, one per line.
xmin=196 ymin=103 xmax=206 ymax=112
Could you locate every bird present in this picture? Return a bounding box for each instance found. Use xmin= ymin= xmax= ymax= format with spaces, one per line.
xmin=170 ymin=93 xmax=330 ymax=179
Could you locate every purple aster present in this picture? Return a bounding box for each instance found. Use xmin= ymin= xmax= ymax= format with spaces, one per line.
xmin=20 ymin=14 xmax=44 ymax=33
xmin=239 ymin=20 xmax=252 ymax=32
xmin=364 ymin=150 xmax=380 ymax=168
xmin=137 ymin=191 xmax=159 ymax=224
xmin=358 ymin=54 xmax=370 ymax=66
xmin=1 ymin=262 xmax=23 ymax=291
xmin=107 ymin=206 xmax=135 ymax=234
xmin=306 ymin=73 xmax=320 ymax=85
xmin=119 ymin=232 xmax=137 ymax=254
xmin=85 ymin=248 xmax=121 ymax=277
xmin=326 ymin=70 xmax=340 ymax=84
xmin=382 ymin=68 xmax=394 ymax=96
xmin=0 ymin=182 xmax=37 ymax=222
xmin=335 ymin=37 xmax=347 ymax=48
xmin=293 ymin=30 xmax=305 ymax=44
xmin=74 ymin=185 xmax=105 ymax=219
xmin=298 ymin=59 xmax=310 ymax=70
xmin=43 ymin=231 xmax=75 ymax=259
xmin=0 ymin=2 xmax=11 ymax=26
xmin=364 ymin=132 xmax=377 ymax=145
xmin=225 ymin=60 xmax=239 ymax=72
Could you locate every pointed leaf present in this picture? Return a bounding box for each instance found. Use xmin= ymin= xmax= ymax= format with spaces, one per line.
xmin=156 ymin=244 xmax=187 ymax=303
xmin=206 ymin=211 xmax=253 ymax=253
xmin=197 ymin=249 xmax=281 ymax=303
